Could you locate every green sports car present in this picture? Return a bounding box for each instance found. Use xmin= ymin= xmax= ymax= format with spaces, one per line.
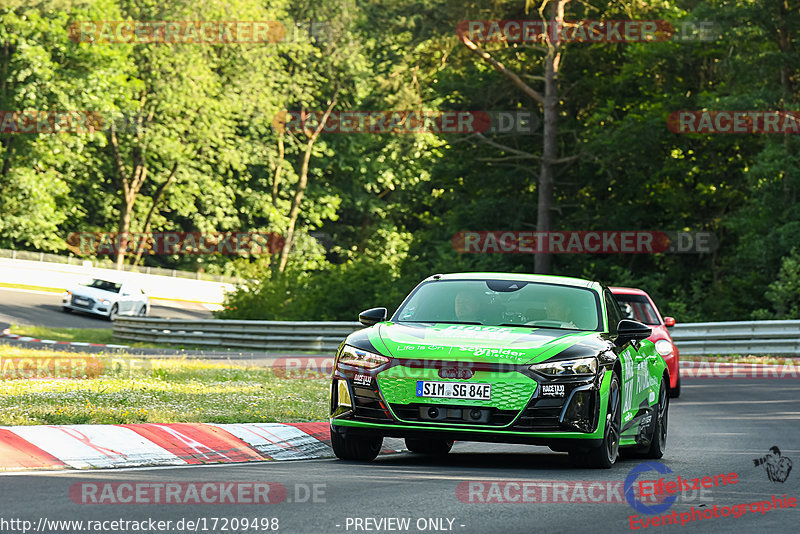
xmin=329 ymin=273 xmax=669 ymax=468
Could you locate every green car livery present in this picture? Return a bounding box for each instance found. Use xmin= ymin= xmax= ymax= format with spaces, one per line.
xmin=329 ymin=273 xmax=669 ymax=468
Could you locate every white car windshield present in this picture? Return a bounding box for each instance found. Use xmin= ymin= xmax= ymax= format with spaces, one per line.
xmin=86 ymin=279 xmax=122 ymax=293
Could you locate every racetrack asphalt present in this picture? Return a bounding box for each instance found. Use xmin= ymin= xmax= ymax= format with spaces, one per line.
xmin=1 ymin=379 xmax=798 ymax=534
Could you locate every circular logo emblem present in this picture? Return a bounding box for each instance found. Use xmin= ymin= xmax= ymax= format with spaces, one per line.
xmin=624 ymin=462 xmax=677 ymax=515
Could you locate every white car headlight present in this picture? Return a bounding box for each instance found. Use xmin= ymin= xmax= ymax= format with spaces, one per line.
xmin=655 ymin=339 xmax=673 ymax=356
xmin=100 ymin=299 xmax=111 ymax=306
xmin=530 ymin=357 xmax=598 ymax=377
xmin=337 ymin=345 xmax=390 ymax=370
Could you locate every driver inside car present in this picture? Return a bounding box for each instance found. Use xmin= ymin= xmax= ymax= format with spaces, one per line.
xmin=544 ymin=295 xmax=578 ymax=328
xmin=454 ymin=291 xmax=482 ymax=323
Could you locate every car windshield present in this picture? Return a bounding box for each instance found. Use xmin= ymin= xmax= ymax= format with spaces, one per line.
xmin=614 ymin=294 xmax=660 ymax=325
xmin=393 ymin=279 xmax=602 ymax=331
xmin=86 ymin=279 xmax=122 ymax=293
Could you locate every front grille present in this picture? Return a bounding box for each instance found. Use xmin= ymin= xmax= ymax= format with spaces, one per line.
xmin=378 ymin=376 xmax=536 ymax=411
xmin=390 ymin=403 xmax=519 ymax=427
xmin=71 ymin=296 xmax=94 ymax=309
xmin=352 ymin=390 xmax=393 ymax=422
xmin=513 ymin=398 xmax=566 ymax=431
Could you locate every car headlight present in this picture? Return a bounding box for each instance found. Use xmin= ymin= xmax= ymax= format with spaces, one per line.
xmin=337 ymin=345 xmax=390 ymax=370
xmin=655 ymin=339 xmax=673 ymax=356
xmin=530 ymin=357 xmax=597 ymax=377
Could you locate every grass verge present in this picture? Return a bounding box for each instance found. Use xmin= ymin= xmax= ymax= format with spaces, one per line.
xmin=0 ymin=345 xmax=328 ymax=425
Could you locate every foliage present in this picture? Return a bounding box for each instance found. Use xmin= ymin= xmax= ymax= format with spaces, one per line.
xmin=1 ymin=0 xmax=798 ymax=320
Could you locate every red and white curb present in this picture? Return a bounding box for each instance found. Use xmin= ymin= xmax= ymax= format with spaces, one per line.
xmin=0 ymin=422 xmax=404 ymax=471
xmin=0 ymin=327 xmax=129 ymax=349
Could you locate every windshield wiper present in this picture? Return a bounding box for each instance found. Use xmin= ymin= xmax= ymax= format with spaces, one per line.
xmin=497 ymin=323 xmax=580 ymax=331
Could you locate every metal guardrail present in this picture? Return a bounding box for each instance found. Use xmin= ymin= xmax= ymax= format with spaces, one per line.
xmin=669 ymin=320 xmax=800 ymax=355
xmin=0 ymin=248 xmax=241 ymax=284
xmin=113 ymin=317 xmax=800 ymax=355
xmin=113 ymin=317 xmax=362 ymax=352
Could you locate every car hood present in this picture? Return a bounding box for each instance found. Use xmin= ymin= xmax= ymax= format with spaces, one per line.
xmin=647 ymin=324 xmax=672 ymax=342
xmin=70 ymin=286 xmax=120 ymax=301
xmin=375 ymin=322 xmax=599 ymax=366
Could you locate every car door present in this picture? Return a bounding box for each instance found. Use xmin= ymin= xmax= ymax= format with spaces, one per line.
xmin=604 ymin=290 xmax=647 ymax=436
xmin=118 ymin=284 xmax=134 ymax=314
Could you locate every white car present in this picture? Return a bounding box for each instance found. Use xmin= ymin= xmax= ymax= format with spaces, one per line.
xmin=62 ymin=278 xmax=149 ymax=320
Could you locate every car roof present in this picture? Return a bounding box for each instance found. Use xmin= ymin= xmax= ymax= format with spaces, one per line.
xmin=609 ymin=286 xmax=650 ymax=296
xmin=423 ymin=272 xmax=601 ymax=290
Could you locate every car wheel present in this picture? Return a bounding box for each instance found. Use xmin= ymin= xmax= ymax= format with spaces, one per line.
xmin=669 ymin=376 xmax=681 ymax=398
xmin=108 ymin=304 xmax=118 ymax=321
xmin=405 ymin=438 xmax=454 ymax=455
xmin=574 ymin=372 xmax=621 ymax=469
xmin=644 ymin=377 xmax=668 ymax=459
xmin=137 ymin=305 xmax=147 ymax=317
xmin=331 ymin=429 xmax=382 ymax=462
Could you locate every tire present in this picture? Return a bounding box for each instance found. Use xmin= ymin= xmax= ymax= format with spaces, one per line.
xmin=137 ymin=305 xmax=147 ymax=317
xmin=108 ymin=304 xmax=118 ymax=321
xmin=644 ymin=377 xmax=669 ymax=459
xmin=331 ymin=429 xmax=382 ymax=462
xmin=405 ymin=438 xmax=454 ymax=455
xmin=574 ymin=373 xmax=621 ymax=469
xmin=669 ymin=376 xmax=681 ymax=398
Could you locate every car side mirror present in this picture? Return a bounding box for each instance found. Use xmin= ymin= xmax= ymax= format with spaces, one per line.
xmin=664 ymin=316 xmax=676 ymax=327
xmin=616 ymin=319 xmax=651 ymax=345
xmin=359 ymin=307 xmax=387 ymax=327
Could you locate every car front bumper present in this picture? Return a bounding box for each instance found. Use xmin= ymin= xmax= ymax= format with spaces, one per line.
xmin=330 ymin=367 xmax=612 ymax=446
xmin=62 ymin=294 xmax=111 ymax=316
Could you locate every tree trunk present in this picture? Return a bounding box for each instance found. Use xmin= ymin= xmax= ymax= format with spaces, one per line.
xmin=277 ymin=95 xmax=338 ymax=273
xmin=108 ymin=122 xmax=148 ymax=270
xmin=459 ymin=1 xmax=568 ymax=274
xmin=132 ymin=162 xmax=179 ymax=267
xmin=272 ymin=132 xmax=285 ymax=207
xmin=535 ymin=2 xmax=565 ymax=274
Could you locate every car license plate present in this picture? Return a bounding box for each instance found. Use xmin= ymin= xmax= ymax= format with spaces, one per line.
xmin=416 ymin=381 xmax=491 ymax=400
xmin=74 ymin=298 xmax=89 ymax=306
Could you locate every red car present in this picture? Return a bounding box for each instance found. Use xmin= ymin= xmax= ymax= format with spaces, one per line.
xmin=611 ymin=287 xmax=680 ymax=398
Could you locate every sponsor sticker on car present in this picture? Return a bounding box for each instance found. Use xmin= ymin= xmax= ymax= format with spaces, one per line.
xmin=353 ymin=373 xmax=373 ymax=386
xmin=541 ymin=384 xmax=565 ymax=397
xmin=416 ymin=381 xmax=491 ymax=400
